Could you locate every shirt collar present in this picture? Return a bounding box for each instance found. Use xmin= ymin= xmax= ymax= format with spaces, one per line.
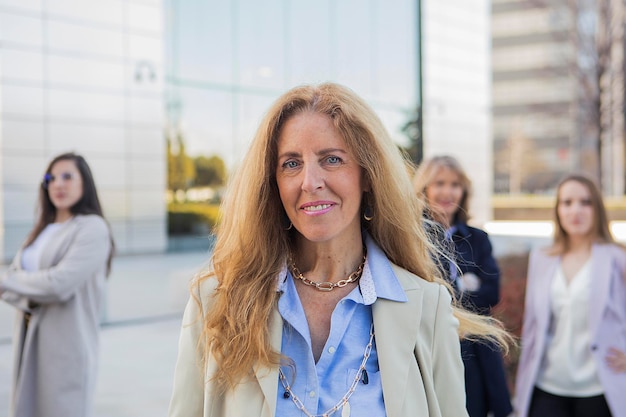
xmin=276 ymin=233 xmax=407 ymax=305
xmin=450 ymin=222 xmax=470 ymax=237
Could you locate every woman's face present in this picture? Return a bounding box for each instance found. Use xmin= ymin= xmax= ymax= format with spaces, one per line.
xmin=424 ymin=167 xmax=464 ymax=225
xmin=275 ymin=112 xmax=367 ymax=246
xmin=557 ymin=180 xmax=595 ymax=238
xmin=46 ymin=159 xmax=84 ymax=215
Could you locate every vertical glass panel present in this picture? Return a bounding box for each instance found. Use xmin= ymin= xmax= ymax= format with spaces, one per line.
xmin=237 ymin=0 xmax=285 ymax=89
xmin=287 ymin=0 xmax=332 ymax=85
xmin=373 ymin=0 xmax=417 ymax=107
xmin=176 ymin=87 xmax=233 ymax=159
xmin=164 ymin=0 xmax=421 ymax=163
xmin=375 ymin=108 xmax=412 ymax=148
xmin=174 ymin=0 xmax=233 ymax=84
xmin=334 ymin=0 xmax=374 ymax=98
xmin=235 ymin=92 xmax=277 ymax=164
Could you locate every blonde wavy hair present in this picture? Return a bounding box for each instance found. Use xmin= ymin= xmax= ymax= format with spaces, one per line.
xmin=194 ymin=82 xmax=511 ymax=391
xmin=412 ymin=155 xmax=472 ymax=224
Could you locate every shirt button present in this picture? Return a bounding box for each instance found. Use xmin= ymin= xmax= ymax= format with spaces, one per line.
xmin=309 ymin=390 xmax=316 ymax=398
xmin=328 ymin=346 xmax=336 ymax=354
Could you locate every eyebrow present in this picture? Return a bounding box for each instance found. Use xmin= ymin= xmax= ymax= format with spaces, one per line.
xmin=277 ymin=147 xmax=348 ymax=159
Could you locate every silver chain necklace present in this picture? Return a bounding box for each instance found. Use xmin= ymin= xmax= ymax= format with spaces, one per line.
xmin=278 ymin=323 xmax=375 ymax=417
xmin=288 ymin=249 xmax=367 ymax=292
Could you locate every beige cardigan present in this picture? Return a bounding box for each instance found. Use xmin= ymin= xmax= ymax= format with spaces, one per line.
xmin=0 ymin=215 xmax=111 ymax=417
xmin=169 ymin=263 xmax=468 ymax=417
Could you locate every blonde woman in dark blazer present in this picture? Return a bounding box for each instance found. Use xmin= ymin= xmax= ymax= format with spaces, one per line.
xmin=515 ymin=174 xmax=626 ymax=417
xmin=169 ymin=83 xmax=510 ymax=417
xmin=0 ymin=153 xmax=113 ymax=417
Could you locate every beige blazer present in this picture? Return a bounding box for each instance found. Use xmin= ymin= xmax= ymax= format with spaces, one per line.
xmin=169 ymin=263 xmax=468 ymax=417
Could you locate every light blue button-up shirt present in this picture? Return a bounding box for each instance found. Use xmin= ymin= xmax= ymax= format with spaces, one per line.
xmin=275 ymin=235 xmax=407 ymax=417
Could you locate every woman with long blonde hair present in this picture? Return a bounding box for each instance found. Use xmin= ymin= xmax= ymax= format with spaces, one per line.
xmin=413 ymin=155 xmax=513 ymax=417
xmin=169 ymin=83 xmax=509 ymax=417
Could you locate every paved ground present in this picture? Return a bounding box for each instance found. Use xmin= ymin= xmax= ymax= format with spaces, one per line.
xmin=0 ymin=250 xmax=211 ymax=417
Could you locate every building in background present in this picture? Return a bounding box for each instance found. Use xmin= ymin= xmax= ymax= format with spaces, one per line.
xmin=165 ymin=0 xmax=495 ymax=226
xmin=421 ymin=0 xmax=493 ymax=225
xmin=1 ymin=0 xmax=494 ymax=261
xmin=0 ymin=0 xmax=167 ymax=262
xmin=164 ymin=0 xmax=420 ymax=168
xmin=492 ymin=0 xmax=625 ymax=196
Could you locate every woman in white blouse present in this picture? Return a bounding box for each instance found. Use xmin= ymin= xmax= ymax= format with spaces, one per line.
xmin=514 ymin=174 xmax=626 ymax=417
xmin=0 ymin=152 xmax=113 ymax=417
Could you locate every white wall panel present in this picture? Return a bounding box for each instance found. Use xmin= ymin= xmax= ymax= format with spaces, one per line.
xmin=0 ymin=0 xmax=42 ymax=12
xmin=129 ymin=96 xmax=163 ymax=125
xmin=99 ymin=189 xmax=128 ymax=219
xmin=48 ymin=90 xmax=125 ymax=122
xmin=48 ymin=123 xmax=126 ymax=154
xmin=88 ymin=157 xmax=127 ymax=188
xmin=48 ymin=55 xmax=125 ymax=90
xmin=129 ymin=159 xmax=165 ymax=188
xmin=128 ymin=127 xmax=163 ymax=156
xmin=46 ymin=0 xmax=124 ymax=26
xmin=47 ymin=20 xmax=124 ymax=58
xmin=108 ymin=219 xmax=128 ymax=253
xmin=1 ymin=190 xmax=37 ymax=222
xmin=2 ymin=222 xmax=33 ymax=255
xmin=129 ymin=190 xmax=164 ymax=219
xmin=0 ymin=85 xmax=44 ymax=116
xmin=0 ymin=12 xmax=43 ymax=47
xmin=1 ymin=119 xmax=45 ymax=151
xmin=127 ymin=2 xmax=161 ymax=33
xmin=1 ymin=49 xmax=44 ymax=82
xmin=128 ymin=33 xmax=163 ymax=63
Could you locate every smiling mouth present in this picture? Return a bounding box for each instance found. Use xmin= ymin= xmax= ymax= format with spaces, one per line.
xmin=303 ymin=204 xmax=332 ymax=212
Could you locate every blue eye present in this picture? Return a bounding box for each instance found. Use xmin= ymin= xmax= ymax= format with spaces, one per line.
xmin=282 ymin=160 xmax=299 ymax=169
xmin=326 ymin=156 xmax=341 ymax=164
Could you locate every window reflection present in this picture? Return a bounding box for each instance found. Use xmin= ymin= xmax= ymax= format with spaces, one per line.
xmin=165 ymin=0 xmax=420 ymax=166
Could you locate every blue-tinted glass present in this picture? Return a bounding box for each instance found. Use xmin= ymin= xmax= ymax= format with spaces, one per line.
xmin=237 ymin=0 xmax=286 ymax=89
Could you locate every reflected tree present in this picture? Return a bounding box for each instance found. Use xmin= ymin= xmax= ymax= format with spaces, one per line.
xmin=167 ymin=131 xmax=196 ymax=191
xmin=401 ymin=106 xmax=423 ymax=164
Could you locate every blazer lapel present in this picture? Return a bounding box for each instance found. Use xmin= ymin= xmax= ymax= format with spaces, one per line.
xmin=374 ymin=266 xmax=423 ymax=417
xmin=588 ymin=245 xmax=611 ymax=338
xmin=533 ymin=253 xmax=558 ymax=337
xmin=253 ymin=307 xmax=282 ymax=414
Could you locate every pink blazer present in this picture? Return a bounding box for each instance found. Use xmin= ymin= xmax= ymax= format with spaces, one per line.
xmin=514 ymin=243 xmax=626 ymax=417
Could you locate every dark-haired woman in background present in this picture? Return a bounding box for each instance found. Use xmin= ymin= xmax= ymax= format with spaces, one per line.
xmin=0 ymin=152 xmax=114 ymax=417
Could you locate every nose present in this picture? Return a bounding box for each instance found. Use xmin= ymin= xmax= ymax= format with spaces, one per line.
xmin=301 ymin=163 xmax=324 ymax=192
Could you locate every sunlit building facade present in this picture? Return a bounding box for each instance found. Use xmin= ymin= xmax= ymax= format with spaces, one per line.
xmin=1 ymin=0 xmax=494 ymax=261
xmin=0 ymin=0 xmax=166 ymax=261
xmin=492 ymin=0 xmax=626 ymax=195
xmin=165 ymin=0 xmax=494 ymax=225
xmin=164 ymin=0 xmax=420 ymax=166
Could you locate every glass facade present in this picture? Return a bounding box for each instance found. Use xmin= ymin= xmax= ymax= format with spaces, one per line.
xmin=164 ymin=0 xmax=419 ymax=165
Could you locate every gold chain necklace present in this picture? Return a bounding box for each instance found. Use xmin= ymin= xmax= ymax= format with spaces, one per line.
xmin=288 ymin=249 xmax=367 ymax=292
xmin=278 ymin=323 xmax=375 ymax=417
